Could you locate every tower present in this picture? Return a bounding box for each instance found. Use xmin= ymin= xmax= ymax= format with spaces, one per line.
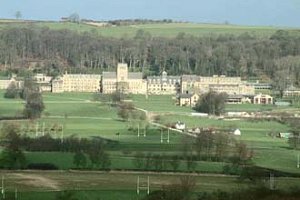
xmin=116 ymin=63 xmax=129 ymax=93
xmin=117 ymin=63 xmax=128 ymax=82
xmin=162 ymin=71 xmax=167 ymax=82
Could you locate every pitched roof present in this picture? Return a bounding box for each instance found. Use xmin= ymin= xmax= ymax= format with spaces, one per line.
xmin=209 ymin=84 xmax=239 ymax=87
xmin=128 ymin=72 xmax=143 ymax=79
xmin=181 ymin=75 xmax=200 ymax=82
xmin=254 ymin=94 xmax=273 ymax=98
xmin=286 ymin=85 xmax=300 ymax=91
xmin=102 ymin=72 xmax=116 ymax=79
xmin=227 ymin=94 xmax=245 ymax=99
xmin=147 ymin=75 xmax=180 ymax=84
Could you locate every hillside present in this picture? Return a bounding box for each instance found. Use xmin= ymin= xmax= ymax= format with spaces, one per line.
xmin=0 ymin=19 xmax=299 ymax=38
xmin=0 ymin=19 xmax=300 ymax=88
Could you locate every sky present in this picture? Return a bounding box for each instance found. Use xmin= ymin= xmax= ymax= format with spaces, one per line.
xmin=0 ymin=0 xmax=299 ymax=27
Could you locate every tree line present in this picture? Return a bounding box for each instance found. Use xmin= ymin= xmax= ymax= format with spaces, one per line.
xmin=0 ymin=27 xmax=300 ymax=88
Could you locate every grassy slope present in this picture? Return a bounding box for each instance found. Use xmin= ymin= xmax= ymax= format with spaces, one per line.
xmin=0 ymin=20 xmax=298 ymax=38
xmin=0 ymin=91 xmax=299 ymax=174
xmin=1 ymin=170 xmax=300 ymax=200
xmin=158 ymin=114 xmax=300 ymax=173
xmin=1 ymin=91 xmax=300 ymax=200
xmin=2 ymin=170 xmax=299 ymax=192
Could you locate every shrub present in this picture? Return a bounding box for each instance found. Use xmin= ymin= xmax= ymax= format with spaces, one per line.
xmin=27 ymin=163 xmax=58 ymax=170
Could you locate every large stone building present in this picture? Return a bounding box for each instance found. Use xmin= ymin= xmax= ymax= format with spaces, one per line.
xmin=101 ymin=63 xmax=147 ymax=94
xmin=52 ymin=72 xmax=101 ymax=93
xmin=35 ymin=64 xmax=257 ymax=97
xmin=0 ymin=75 xmax=23 ymax=90
xmin=52 ymin=78 xmax=64 ymax=93
xmin=180 ymin=75 xmax=201 ymax=94
xmin=33 ymin=73 xmax=53 ymax=92
xmin=147 ymin=71 xmax=180 ymax=95
xmin=284 ymin=85 xmax=300 ymax=97
xmin=181 ymin=75 xmax=255 ymax=96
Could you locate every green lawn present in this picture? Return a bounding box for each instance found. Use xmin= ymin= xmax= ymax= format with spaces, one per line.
xmin=1 ymin=170 xmax=247 ymax=192
xmin=157 ymin=113 xmax=300 ymax=174
xmin=25 ymin=151 xmax=225 ymax=173
xmin=14 ymin=190 xmax=144 ymax=200
xmin=1 ymin=91 xmax=300 ymax=176
xmin=225 ymin=104 xmax=276 ymax=112
xmin=132 ymin=95 xmax=192 ymax=113
xmin=1 ymin=170 xmax=300 ymax=200
xmin=0 ymin=90 xmax=24 ymax=117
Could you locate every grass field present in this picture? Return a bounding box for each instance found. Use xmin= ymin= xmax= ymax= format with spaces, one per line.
xmin=0 ymin=20 xmax=299 ymax=38
xmin=1 ymin=90 xmax=300 ymax=196
xmin=1 ymin=170 xmax=300 ymax=200
xmin=1 ymin=170 xmax=247 ymax=192
xmin=2 ymin=170 xmax=300 ymax=192
xmin=0 ymin=91 xmax=299 ymax=173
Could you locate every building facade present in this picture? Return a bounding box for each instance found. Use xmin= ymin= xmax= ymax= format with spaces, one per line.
xmin=147 ymin=71 xmax=180 ymax=95
xmin=51 ymin=78 xmax=64 ymax=93
xmin=0 ymin=75 xmax=23 ymax=90
xmin=284 ymin=85 xmax=300 ymax=97
xmin=181 ymin=75 xmax=255 ymax=96
xmin=0 ymin=77 xmax=15 ymax=90
xmin=177 ymin=93 xmax=200 ymax=107
xmin=101 ymin=63 xmax=147 ymax=94
xmin=33 ymin=73 xmax=53 ymax=92
xmin=52 ymin=73 xmax=101 ymax=93
xmin=253 ymin=94 xmax=273 ymax=104
xmin=226 ymin=95 xmax=252 ymax=104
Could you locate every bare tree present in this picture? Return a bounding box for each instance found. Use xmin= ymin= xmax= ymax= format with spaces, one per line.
xmin=15 ymin=11 xmax=22 ymax=20
xmin=68 ymin=13 xmax=80 ymax=23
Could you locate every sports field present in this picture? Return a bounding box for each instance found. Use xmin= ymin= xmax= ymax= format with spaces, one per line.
xmin=1 ymin=91 xmax=300 ymax=198
xmin=0 ymin=91 xmax=299 ymax=174
xmin=1 ymin=170 xmax=300 ymax=200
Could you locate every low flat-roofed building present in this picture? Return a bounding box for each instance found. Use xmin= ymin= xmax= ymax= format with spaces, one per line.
xmin=226 ymin=95 xmax=252 ymax=104
xmin=284 ymin=85 xmax=300 ymax=97
xmin=247 ymin=81 xmax=272 ymax=90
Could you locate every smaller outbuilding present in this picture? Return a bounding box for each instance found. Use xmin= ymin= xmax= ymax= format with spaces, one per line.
xmin=253 ymin=94 xmax=273 ymax=105
xmin=284 ymin=85 xmax=300 ymax=97
xmin=232 ymin=129 xmax=241 ymax=136
xmin=177 ymin=93 xmax=200 ymax=107
xmin=175 ymin=121 xmax=186 ymax=130
xmin=226 ymin=95 xmax=252 ymax=104
xmin=275 ymin=101 xmax=291 ymax=106
xmin=277 ymin=132 xmax=291 ymax=139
